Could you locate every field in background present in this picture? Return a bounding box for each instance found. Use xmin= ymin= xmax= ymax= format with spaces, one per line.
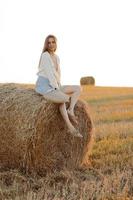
xmin=0 ymin=85 xmax=133 ymax=200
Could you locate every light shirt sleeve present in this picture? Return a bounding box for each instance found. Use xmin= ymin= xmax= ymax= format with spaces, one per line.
xmin=56 ymin=55 xmax=61 ymax=86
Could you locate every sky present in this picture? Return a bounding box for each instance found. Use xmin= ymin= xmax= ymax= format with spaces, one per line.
xmin=0 ymin=0 xmax=133 ymax=87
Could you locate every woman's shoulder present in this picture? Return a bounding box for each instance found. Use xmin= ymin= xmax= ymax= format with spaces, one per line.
xmin=42 ymin=51 xmax=49 ymax=57
xmin=41 ymin=52 xmax=50 ymax=61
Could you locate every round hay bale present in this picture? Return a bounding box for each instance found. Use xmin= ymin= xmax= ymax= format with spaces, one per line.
xmin=80 ymin=76 xmax=95 ymax=85
xmin=0 ymin=83 xmax=94 ymax=175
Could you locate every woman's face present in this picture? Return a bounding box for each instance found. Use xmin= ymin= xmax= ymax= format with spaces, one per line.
xmin=47 ymin=37 xmax=56 ymax=53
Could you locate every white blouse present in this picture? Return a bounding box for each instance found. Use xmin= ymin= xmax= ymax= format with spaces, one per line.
xmin=37 ymin=51 xmax=61 ymax=89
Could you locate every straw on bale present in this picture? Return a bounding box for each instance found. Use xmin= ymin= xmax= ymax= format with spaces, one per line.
xmin=80 ymin=76 xmax=95 ymax=85
xmin=0 ymin=83 xmax=94 ymax=175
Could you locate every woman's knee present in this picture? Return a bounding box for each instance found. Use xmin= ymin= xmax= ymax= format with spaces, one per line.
xmin=75 ymin=85 xmax=82 ymax=93
xmin=59 ymin=102 xmax=65 ymax=109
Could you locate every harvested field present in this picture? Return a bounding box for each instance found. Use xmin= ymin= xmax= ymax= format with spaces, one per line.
xmin=0 ymin=84 xmax=133 ymax=199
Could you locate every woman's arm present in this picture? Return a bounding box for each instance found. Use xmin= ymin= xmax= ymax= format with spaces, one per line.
xmin=38 ymin=53 xmax=59 ymax=89
xmin=56 ymin=55 xmax=61 ymax=86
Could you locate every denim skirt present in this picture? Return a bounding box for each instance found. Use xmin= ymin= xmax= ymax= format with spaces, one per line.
xmin=35 ymin=76 xmax=55 ymax=95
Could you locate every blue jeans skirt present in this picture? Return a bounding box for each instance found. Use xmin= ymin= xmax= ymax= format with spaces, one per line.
xmin=35 ymin=76 xmax=55 ymax=95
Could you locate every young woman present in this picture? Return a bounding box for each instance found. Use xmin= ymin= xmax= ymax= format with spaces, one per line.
xmin=35 ymin=34 xmax=83 ymax=138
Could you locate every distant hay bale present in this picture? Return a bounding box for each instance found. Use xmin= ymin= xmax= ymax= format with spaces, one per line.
xmin=80 ymin=76 xmax=95 ymax=85
xmin=0 ymin=83 xmax=94 ymax=175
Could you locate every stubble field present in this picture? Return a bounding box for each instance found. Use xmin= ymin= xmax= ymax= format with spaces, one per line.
xmin=0 ymin=85 xmax=133 ymax=200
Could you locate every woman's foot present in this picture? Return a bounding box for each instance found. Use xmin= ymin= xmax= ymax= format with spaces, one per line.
xmin=68 ymin=127 xmax=83 ymax=138
xmin=67 ymin=109 xmax=78 ymax=125
xmin=74 ymin=130 xmax=83 ymax=138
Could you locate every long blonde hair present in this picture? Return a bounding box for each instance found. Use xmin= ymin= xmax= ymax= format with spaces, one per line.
xmin=38 ymin=35 xmax=57 ymax=68
xmin=42 ymin=34 xmax=57 ymax=53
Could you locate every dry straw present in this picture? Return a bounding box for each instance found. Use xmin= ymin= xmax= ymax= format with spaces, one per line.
xmin=80 ymin=76 xmax=95 ymax=85
xmin=0 ymin=83 xmax=94 ymax=175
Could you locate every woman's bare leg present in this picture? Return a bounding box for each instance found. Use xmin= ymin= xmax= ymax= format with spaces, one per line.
xmin=42 ymin=90 xmax=70 ymax=103
xmin=59 ymin=103 xmax=76 ymax=131
xmin=41 ymin=89 xmax=82 ymax=137
xmin=59 ymin=103 xmax=82 ymax=137
xmin=60 ymin=85 xmax=82 ymax=116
